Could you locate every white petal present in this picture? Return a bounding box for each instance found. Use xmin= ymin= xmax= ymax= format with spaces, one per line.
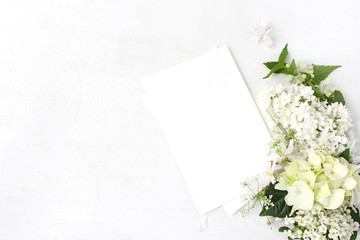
xmin=343 ymin=177 xmax=357 ymax=190
xmin=351 ymin=190 xmax=360 ymax=205
xmin=247 ymin=25 xmax=265 ymax=36
xmin=261 ymin=35 xmax=273 ymax=47
xmin=325 ymin=189 xmax=345 ymax=209
xmin=314 ymin=181 xmax=331 ymax=199
xmin=285 ymin=181 xmax=314 ymax=210
xmin=308 ymin=152 xmax=322 ymax=169
xmin=263 ymin=26 xmax=272 ymax=36
xmin=298 ymin=171 xmax=316 ymax=188
xmin=284 ymin=140 xmax=294 ymax=155
xmin=324 ymin=161 xmax=348 ymax=180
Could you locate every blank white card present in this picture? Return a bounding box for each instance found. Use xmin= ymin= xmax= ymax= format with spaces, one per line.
xmin=141 ymin=46 xmax=269 ymax=215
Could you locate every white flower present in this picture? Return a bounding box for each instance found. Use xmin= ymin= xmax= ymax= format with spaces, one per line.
xmin=247 ymin=22 xmax=273 ymax=47
xmin=263 ymin=84 xmax=356 ymax=155
xmin=308 ymin=151 xmax=323 ymax=169
xmin=319 ymin=79 xmax=336 ymax=97
xmin=323 ymin=156 xmax=348 ymax=181
xmin=317 ymin=188 xmax=345 ymax=210
xmin=284 ymin=206 xmax=359 ymax=240
xmin=343 ymin=177 xmax=357 ymax=190
xmin=285 ymin=181 xmax=314 ymax=210
xmin=328 ymin=228 xmax=339 ymax=239
xmin=351 ymin=221 xmax=359 ymax=231
xmin=303 ymin=215 xmax=313 ymax=224
xmin=318 ymin=224 xmax=327 ymax=233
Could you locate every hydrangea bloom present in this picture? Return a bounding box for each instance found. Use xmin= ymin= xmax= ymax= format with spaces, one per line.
xmin=276 ymin=152 xmax=360 ymax=210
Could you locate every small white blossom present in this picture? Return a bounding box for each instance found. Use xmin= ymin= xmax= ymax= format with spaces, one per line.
xmin=283 ymin=207 xmax=358 ymax=240
xmin=329 ymin=228 xmax=339 ymax=239
xmin=247 ymin=22 xmax=273 ymax=47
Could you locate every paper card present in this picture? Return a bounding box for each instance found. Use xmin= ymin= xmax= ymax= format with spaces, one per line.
xmin=141 ymin=46 xmax=270 ymax=215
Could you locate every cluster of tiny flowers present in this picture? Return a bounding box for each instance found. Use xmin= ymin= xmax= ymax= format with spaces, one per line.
xmin=291 ymin=63 xmax=314 ymax=85
xmin=238 ymin=195 xmax=255 ymax=217
xmin=263 ymin=84 xmax=356 ymax=155
xmin=283 ymin=207 xmax=359 ymax=240
xmin=268 ymin=128 xmax=289 ymax=155
xmin=263 ymin=195 xmax=274 ymax=210
xmin=239 ymin=177 xmax=260 ymax=217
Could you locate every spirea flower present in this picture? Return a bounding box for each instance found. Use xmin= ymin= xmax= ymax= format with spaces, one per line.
xmin=284 ymin=206 xmax=358 ymax=240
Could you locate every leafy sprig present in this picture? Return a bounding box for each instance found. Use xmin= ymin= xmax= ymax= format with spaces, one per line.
xmin=263 ymin=44 xmax=344 ymax=105
xmin=259 ymin=182 xmax=292 ymax=218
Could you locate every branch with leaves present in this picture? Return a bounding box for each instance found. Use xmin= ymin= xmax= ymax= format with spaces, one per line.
xmin=263 ymin=44 xmax=344 ymax=105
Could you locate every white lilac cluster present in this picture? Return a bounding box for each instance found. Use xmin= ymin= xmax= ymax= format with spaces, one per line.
xmin=283 ymin=207 xmax=359 ymax=240
xmin=263 ymin=84 xmax=356 ymax=156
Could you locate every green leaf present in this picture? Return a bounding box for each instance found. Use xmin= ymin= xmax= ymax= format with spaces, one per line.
xmin=351 ymin=231 xmax=358 ymax=240
xmin=264 ymin=61 xmax=278 ymax=70
xmin=350 ymin=207 xmax=360 ymax=224
xmin=340 ymin=148 xmax=351 ymax=161
xmin=350 ymin=207 xmax=360 ymax=240
xmin=312 ymin=86 xmax=327 ymax=102
xmin=287 ymin=59 xmax=298 ymax=76
xmin=259 ymin=183 xmax=292 ymax=218
xmin=278 ymin=44 xmax=289 ymax=64
xmin=279 ymin=59 xmax=297 ymax=76
xmin=279 ymin=226 xmax=290 ymax=232
xmin=263 ymin=44 xmax=289 ymax=79
xmin=263 ymin=63 xmax=286 ymax=79
xmin=327 ymin=90 xmax=345 ymax=105
xmin=312 ymin=65 xmax=341 ymax=85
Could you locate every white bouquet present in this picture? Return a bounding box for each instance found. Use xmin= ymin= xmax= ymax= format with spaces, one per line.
xmin=241 ymin=45 xmax=360 ymax=240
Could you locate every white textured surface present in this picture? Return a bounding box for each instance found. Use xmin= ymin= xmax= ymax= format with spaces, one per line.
xmin=0 ymin=0 xmax=360 ymax=239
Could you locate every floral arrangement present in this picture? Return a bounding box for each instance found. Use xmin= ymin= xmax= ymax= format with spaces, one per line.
xmin=241 ymin=44 xmax=360 ymax=240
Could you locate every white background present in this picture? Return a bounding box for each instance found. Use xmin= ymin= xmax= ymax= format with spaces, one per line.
xmin=0 ymin=0 xmax=360 ymax=239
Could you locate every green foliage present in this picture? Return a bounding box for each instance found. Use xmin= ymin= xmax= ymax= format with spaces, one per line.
xmin=265 ymin=59 xmax=298 ymax=76
xmin=259 ymin=183 xmax=292 ymax=218
xmin=278 ymin=226 xmax=290 ymax=232
xmin=350 ymin=207 xmax=360 ymax=223
xmin=351 ymin=231 xmax=358 ymax=240
xmin=311 ymin=85 xmax=327 ymax=102
xmin=284 ymin=129 xmax=295 ymax=141
xmin=263 ymin=61 xmax=278 ymax=70
xmin=263 ymin=44 xmax=345 ymax=105
xmin=312 ymin=65 xmax=341 ymax=84
xmin=278 ymin=43 xmax=289 ymax=63
xmin=263 ymin=44 xmax=289 ymax=79
xmin=339 ymin=148 xmax=351 ymax=161
xmin=327 ymin=90 xmax=345 ymax=105
xmin=285 ymin=59 xmax=298 ymax=76
xmin=350 ymin=207 xmax=360 ymax=240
